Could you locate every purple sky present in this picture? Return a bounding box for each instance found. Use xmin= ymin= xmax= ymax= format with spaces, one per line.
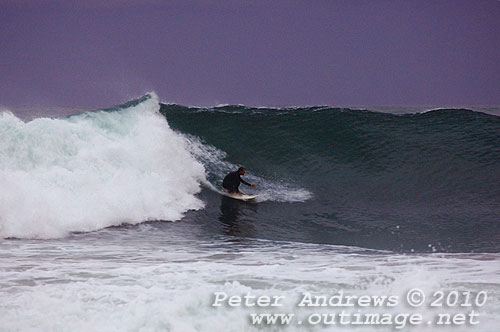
xmin=1 ymin=0 xmax=499 ymax=107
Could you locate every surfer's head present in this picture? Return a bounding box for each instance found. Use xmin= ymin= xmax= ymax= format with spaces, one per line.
xmin=238 ymin=167 xmax=246 ymax=175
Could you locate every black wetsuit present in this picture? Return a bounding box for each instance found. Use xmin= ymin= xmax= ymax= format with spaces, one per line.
xmin=222 ymin=171 xmax=251 ymax=193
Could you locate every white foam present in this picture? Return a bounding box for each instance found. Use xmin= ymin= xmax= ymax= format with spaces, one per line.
xmin=1 ymin=233 xmax=498 ymax=332
xmin=0 ymin=93 xmax=206 ymax=239
xmin=180 ymin=134 xmax=312 ymax=202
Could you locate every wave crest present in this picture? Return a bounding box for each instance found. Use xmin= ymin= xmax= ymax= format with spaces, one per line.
xmin=0 ymin=94 xmax=206 ymax=239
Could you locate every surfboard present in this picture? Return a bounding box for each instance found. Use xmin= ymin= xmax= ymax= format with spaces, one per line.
xmin=218 ymin=189 xmax=258 ymax=201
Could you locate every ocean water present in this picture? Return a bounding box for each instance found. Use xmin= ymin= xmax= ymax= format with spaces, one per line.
xmin=1 ymin=93 xmax=499 ymax=331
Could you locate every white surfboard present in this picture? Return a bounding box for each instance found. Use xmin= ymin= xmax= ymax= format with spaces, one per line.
xmin=218 ymin=189 xmax=258 ymax=201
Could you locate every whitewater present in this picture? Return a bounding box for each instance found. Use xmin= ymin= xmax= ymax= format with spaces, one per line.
xmin=0 ymin=94 xmax=207 ymax=238
xmin=1 ymin=93 xmax=499 ymax=331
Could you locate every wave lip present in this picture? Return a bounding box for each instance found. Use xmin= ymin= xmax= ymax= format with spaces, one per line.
xmin=0 ymin=93 xmax=206 ymax=239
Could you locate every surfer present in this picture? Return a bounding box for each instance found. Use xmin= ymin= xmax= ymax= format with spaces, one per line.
xmin=222 ymin=167 xmax=256 ymax=194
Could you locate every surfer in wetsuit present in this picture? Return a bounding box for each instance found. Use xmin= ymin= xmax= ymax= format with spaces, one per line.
xmin=222 ymin=167 xmax=256 ymax=194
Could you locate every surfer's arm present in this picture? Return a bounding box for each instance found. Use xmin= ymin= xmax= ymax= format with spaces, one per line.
xmin=240 ymin=177 xmax=253 ymax=187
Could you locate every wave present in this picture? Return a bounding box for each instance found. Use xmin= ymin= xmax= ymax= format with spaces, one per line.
xmin=160 ymin=103 xmax=500 ymax=198
xmin=0 ymin=93 xmax=206 ymax=239
xmin=2 ymin=94 xmax=498 ymax=251
xmin=161 ymin=102 xmax=500 ymax=252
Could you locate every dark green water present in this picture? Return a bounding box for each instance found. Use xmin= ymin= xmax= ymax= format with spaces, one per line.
xmin=161 ymin=103 xmax=500 ymax=253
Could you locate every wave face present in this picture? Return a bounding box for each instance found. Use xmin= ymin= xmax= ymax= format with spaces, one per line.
xmin=161 ymin=103 xmax=500 ymax=252
xmin=0 ymin=94 xmax=206 ymax=238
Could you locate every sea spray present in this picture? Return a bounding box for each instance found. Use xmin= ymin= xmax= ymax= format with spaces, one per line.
xmin=0 ymin=94 xmax=206 ymax=238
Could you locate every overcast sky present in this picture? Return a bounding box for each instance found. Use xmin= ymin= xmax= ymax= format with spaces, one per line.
xmin=1 ymin=0 xmax=499 ymax=107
